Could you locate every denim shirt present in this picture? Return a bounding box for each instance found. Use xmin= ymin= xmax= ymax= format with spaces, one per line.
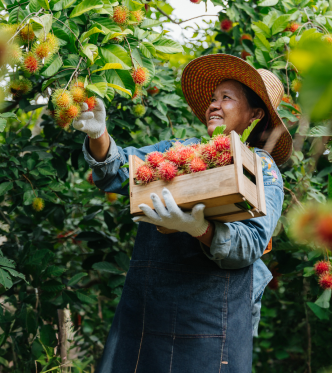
xmin=82 ymin=135 xmax=284 ymax=337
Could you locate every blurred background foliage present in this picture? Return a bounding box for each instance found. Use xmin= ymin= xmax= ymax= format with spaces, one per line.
xmin=0 ymin=0 xmax=332 ymax=372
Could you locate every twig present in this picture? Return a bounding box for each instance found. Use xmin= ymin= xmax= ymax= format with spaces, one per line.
xmin=16 ymin=111 xmax=34 ymax=134
xmin=6 ymin=1 xmax=29 ymax=10
xmin=283 ymin=186 xmax=304 ymax=210
xmin=7 ymin=9 xmax=44 ymax=43
xmin=0 ymin=208 xmax=11 ymax=226
xmin=167 ymin=114 xmax=174 ymax=135
xmin=53 ymin=18 xmax=85 ymax=50
xmin=156 ymin=6 xmax=218 ymax=25
xmin=124 ymin=37 xmax=135 ymax=67
xmin=22 ymin=174 xmax=38 ymax=197
xmin=62 ymin=57 xmax=83 ymax=94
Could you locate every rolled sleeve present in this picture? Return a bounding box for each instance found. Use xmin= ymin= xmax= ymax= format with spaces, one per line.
xmin=82 ymin=134 xmax=119 ymax=168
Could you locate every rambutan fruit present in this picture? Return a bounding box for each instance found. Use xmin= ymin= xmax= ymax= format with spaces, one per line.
xmin=0 ymin=24 xmax=18 ymax=40
xmin=289 ymin=22 xmax=300 ymax=33
xmin=135 ymin=164 xmax=155 ymax=184
xmin=316 ymin=215 xmax=332 ymax=247
xmin=32 ymin=197 xmax=45 ymax=212
xmin=7 ymin=43 xmax=22 ymax=66
xmin=215 ymin=151 xmax=232 ymax=166
xmin=221 ymin=19 xmax=233 ymax=32
xmin=241 ymin=50 xmax=251 ymax=60
xmin=282 ymin=94 xmax=293 ymax=104
xmin=314 ymin=261 xmax=331 ymax=276
xmin=70 ymin=86 xmax=87 ymax=103
xmin=8 ymin=78 xmax=32 ymax=97
xmin=291 ymin=79 xmax=301 ymax=93
xmin=213 ymin=134 xmax=231 ymax=152
xmin=22 ymin=52 xmax=40 ymax=74
xmin=133 ymin=104 xmax=146 ymax=117
xmin=164 ymin=148 xmax=179 ymax=165
xmin=20 ymin=25 xmax=35 ymax=42
xmin=189 ymin=157 xmax=208 ymax=173
xmin=240 ymin=34 xmax=252 ymax=43
xmin=131 ymin=67 xmax=149 ymax=86
xmin=292 ymin=104 xmax=301 ymax=119
xmin=45 ymin=33 xmax=60 ymax=54
xmin=64 ymin=104 xmax=81 ymax=119
xmin=71 ymin=79 xmax=85 ymax=89
xmin=87 ymin=172 xmax=94 ymax=185
xmin=33 ymin=42 xmax=51 ymax=59
xmin=52 ymin=89 xmax=73 ymax=109
xmin=106 ymin=192 xmax=117 ymax=202
xmin=318 ymin=273 xmax=332 ymax=290
xmin=132 ymin=85 xmax=143 ymax=100
xmin=157 ymin=161 xmax=178 ymax=181
xmin=55 ymin=110 xmax=72 ymax=129
xmin=200 ymin=144 xmax=217 ymax=162
xmin=84 ymin=96 xmax=97 ymax=111
xmin=146 ymin=151 xmax=164 ymax=168
xmin=131 ymin=9 xmax=145 ymax=24
xmin=177 ymin=146 xmax=196 ymax=166
xmin=113 ymin=5 xmax=130 ymax=26
xmin=190 ymin=0 xmax=202 ymax=3
xmin=147 ymin=86 xmax=159 ymax=96
xmin=323 ymin=34 xmax=332 ymax=44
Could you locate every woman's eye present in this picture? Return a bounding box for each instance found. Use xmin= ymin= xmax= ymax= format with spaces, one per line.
xmin=223 ymin=95 xmax=230 ymax=99
xmin=211 ymin=98 xmax=216 ymax=103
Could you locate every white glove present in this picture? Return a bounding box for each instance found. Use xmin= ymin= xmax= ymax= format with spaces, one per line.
xmin=72 ymin=98 xmax=106 ymax=139
xmin=133 ymin=188 xmax=210 ymax=237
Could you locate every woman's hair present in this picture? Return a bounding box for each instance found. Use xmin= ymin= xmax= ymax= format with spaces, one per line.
xmin=239 ymin=82 xmax=270 ymax=146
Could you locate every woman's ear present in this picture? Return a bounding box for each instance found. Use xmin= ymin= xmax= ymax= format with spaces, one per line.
xmin=251 ymin=108 xmax=265 ymax=123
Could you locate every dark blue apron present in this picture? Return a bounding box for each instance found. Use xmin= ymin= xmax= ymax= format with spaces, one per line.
xmin=96 ymin=222 xmax=253 ymax=373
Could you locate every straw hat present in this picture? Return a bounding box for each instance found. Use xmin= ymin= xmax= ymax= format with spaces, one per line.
xmin=181 ymin=54 xmax=293 ymax=165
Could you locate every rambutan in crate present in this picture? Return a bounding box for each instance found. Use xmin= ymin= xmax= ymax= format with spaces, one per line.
xmin=129 ymin=131 xmax=266 ymax=223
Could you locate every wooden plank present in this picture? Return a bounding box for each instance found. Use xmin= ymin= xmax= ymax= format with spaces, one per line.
xmin=243 ymin=176 xmax=258 ymax=209
xmin=208 ymin=209 xmax=264 ymax=223
xmin=254 ymin=153 xmax=267 ymax=215
xmin=130 ymin=163 xmax=238 ymax=215
xmin=129 ymin=155 xmax=136 ymax=214
xmin=231 ymin=131 xmax=244 ymax=196
xmin=241 ymin=142 xmax=256 ymax=176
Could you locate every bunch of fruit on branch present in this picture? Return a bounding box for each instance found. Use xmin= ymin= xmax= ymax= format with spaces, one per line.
xmin=135 ymin=134 xmax=232 ymax=185
xmin=51 ymin=80 xmax=97 ymax=130
xmin=0 ymin=23 xmax=59 ymax=98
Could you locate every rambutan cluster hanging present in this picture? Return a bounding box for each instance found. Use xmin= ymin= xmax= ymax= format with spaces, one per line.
xmin=51 ymin=80 xmax=97 ymax=130
xmin=135 ymin=134 xmax=232 ymax=185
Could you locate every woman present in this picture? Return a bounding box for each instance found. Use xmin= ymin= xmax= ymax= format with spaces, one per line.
xmin=75 ymin=54 xmax=292 ymax=372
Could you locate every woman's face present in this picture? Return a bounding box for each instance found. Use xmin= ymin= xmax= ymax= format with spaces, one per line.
xmin=205 ymin=80 xmax=265 ymax=137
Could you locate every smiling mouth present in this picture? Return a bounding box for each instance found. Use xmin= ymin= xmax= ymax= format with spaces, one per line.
xmin=209 ymin=116 xmax=222 ymax=120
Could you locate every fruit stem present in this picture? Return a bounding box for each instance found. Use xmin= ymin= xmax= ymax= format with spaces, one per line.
xmin=124 ymin=37 xmax=135 ymax=68
xmin=22 ymin=174 xmax=38 ymax=198
xmin=61 ymin=57 xmax=83 ymax=95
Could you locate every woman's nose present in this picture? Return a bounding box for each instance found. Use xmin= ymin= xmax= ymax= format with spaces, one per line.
xmin=209 ymin=100 xmax=221 ymax=111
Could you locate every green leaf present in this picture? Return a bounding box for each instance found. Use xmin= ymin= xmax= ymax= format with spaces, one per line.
xmin=0 ymin=268 xmax=13 ymax=290
xmin=107 ymin=83 xmax=132 ymax=97
xmin=307 ymin=302 xmax=330 ymax=320
xmin=240 ymin=119 xmax=260 ymax=143
xmin=271 ymin=15 xmax=291 ymax=35
xmin=67 ymin=272 xmax=88 ymax=286
xmin=99 ymin=45 xmax=132 ymax=69
xmin=41 ymin=280 xmax=65 ymax=292
xmin=254 ymin=33 xmax=271 ymax=52
xmin=107 ymin=275 xmax=125 ymax=288
xmin=303 ymin=266 xmax=315 ymax=277
xmin=81 ymin=43 xmax=98 ymax=63
xmin=140 ymin=41 xmax=156 ymax=58
xmin=114 ymin=252 xmax=130 ymax=272
xmin=252 ymin=21 xmax=271 ymax=38
xmin=140 ymin=19 xmax=163 ymax=29
xmin=23 ymin=190 xmax=35 ymax=205
xmin=307 ymin=125 xmax=332 ymax=137
xmin=40 ymin=325 xmax=57 ymax=347
xmin=80 ymin=26 xmax=105 ymax=43
xmin=105 ymin=69 xmax=135 ymax=98
xmin=30 ymin=14 xmax=52 ymax=39
xmin=37 ymin=0 xmax=50 ymax=10
xmin=328 ymin=174 xmax=332 ymax=200
xmin=315 ymin=289 xmax=331 ymax=309
xmin=258 ymin=0 xmax=278 ymax=6
xmin=76 ymin=290 xmax=97 ymax=304
xmin=70 ymin=0 xmax=103 ymax=18
xmin=86 ymin=83 xmax=108 ymax=97
xmin=41 ymin=55 xmax=63 ymax=77
xmin=0 ymin=118 xmax=6 ymax=132
xmin=91 ymin=63 xmax=123 ymax=73
xmin=271 ymin=61 xmax=287 ymax=69
xmin=3 ymin=267 xmax=27 ymax=282
xmin=0 ymin=112 xmax=19 ymax=120
xmin=43 ymin=266 xmax=67 ymax=277
xmin=92 ymin=261 xmax=123 ymax=274
xmin=0 ymin=182 xmax=13 ymax=196
xmin=212 ymin=125 xmax=226 ymax=137
xmin=153 ymin=38 xmax=184 ymax=54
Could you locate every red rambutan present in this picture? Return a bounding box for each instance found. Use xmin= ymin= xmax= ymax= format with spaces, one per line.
xmin=190 ymin=0 xmax=202 ymax=3
xmin=146 ymin=151 xmax=164 ymax=168
xmin=87 ymin=172 xmax=94 ymax=185
xmin=200 ymin=144 xmax=217 ymax=162
xmin=34 ymin=42 xmax=51 ymax=59
xmin=23 ymin=53 xmax=40 ymax=74
xmin=131 ymin=67 xmax=149 ymax=86
xmin=20 ymin=25 xmax=35 ymax=42
xmin=240 ymin=34 xmax=252 ymax=43
xmin=157 ymin=161 xmax=178 ymax=181
xmin=113 ymin=5 xmax=130 ymax=25
xmin=241 ymin=50 xmax=251 ymax=60
xmin=70 ymin=86 xmax=87 ymax=103
xmin=85 ymin=96 xmax=97 ymax=111
xmin=131 ymin=10 xmax=144 ymax=24
xmin=176 ymin=146 xmax=196 ymax=166
xmin=147 ymin=86 xmax=160 ymax=96
xmin=213 ymin=135 xmax=231 ymax=152
xmin=135 ymin=164 xmax=155 ymax=184
xmin=189 ymin=157 xmax=208 ymax=173
xmin=290 ymin=22 xmax=300 ymax=33
xmin=319 ymin=273 xmax=332 ymax=290
xmin=215 ymin=151 xmax=232 ymax=166
xmin=221 ymin=19 xmax=233 ymax=32
xmin=316 ymin=216 xmax=332 ymax=247
xmin=314 ymin=261 xmax=331 ymax=276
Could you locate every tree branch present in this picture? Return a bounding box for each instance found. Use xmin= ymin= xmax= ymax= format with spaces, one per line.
xmin=283 ymin=186 xmax=304 ymax=210
xmin=156 ymin=6 xmax=218 ymax=25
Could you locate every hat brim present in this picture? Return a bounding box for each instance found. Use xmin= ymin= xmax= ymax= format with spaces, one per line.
xmin=181 ymin=54 xmax=293 ymax=165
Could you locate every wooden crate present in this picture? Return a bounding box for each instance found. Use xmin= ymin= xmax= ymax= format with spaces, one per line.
xmin=129 ymin=131 xmax=266 ymax=223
